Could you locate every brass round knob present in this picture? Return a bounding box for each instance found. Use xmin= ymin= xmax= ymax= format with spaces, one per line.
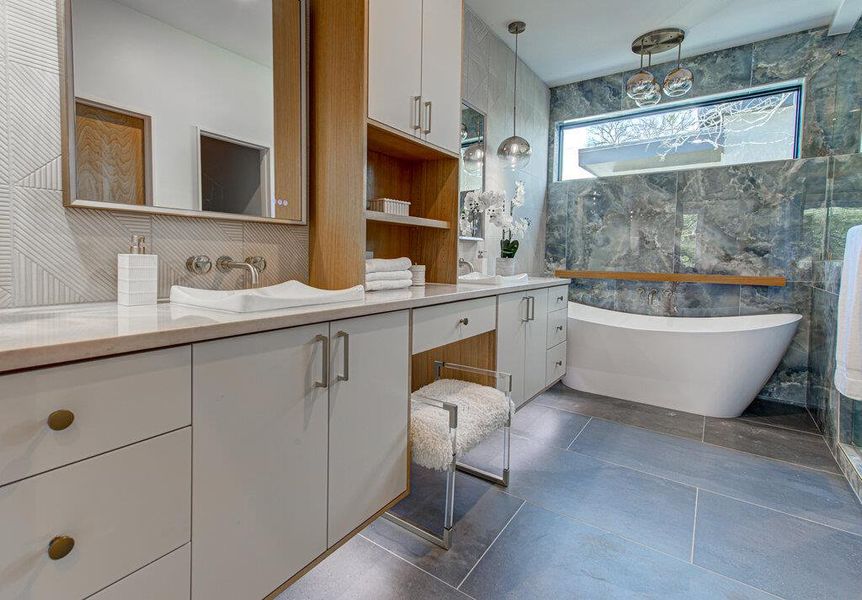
xmin=48 ymin=536 xmax=75 ymax=560
xmin=47 ymin=410 xmax=75 ymax=431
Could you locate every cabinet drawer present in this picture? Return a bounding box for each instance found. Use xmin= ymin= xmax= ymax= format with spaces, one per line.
xmin=546 ymin=343 xmax=567 ymax=386
xmin=413 ymin=296 xmax=496 ymax=354
xmin=548 ymin=285 xmax=569 ymax=313
xmin=0 ymin=429 xmax=191 ymax=600
xmin=0 ymin=346 xmax=191 ymax=486
xmin=91 ymin=543 xmax=190 ymax=600
xmin=547 ymin=309 xmax=567 ymax=349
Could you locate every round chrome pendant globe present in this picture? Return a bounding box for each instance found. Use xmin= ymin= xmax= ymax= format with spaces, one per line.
xmin=626 ymin=70 xmax=660 ymax=102
xmin=635 ymin=88 xmax=661 ymax=107
xmin=497 ymin=135 xmax=532 ymax=170
xmin=663 ymin=66 xmax=694 ymax=97
xmin=462 ymin=143 xmax=485 ymax=175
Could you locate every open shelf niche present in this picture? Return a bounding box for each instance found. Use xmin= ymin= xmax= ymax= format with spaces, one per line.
xmin=365 ymin=121 xmax=460 ymax=284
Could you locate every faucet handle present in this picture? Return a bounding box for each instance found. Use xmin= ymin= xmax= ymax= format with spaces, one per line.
xmin=186 ymin=255 xmax=212 ymax=274
xmin=245 ymin=256 xmax=267 ymax=273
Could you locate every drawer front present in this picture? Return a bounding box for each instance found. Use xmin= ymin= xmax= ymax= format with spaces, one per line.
xmin=547 ymin=309 xmax=567 ymax=349
xmin=546 ymin=343 xmax=567 ymax=386
xmin=413 ymin=296 xmax=496 ymax=354
xmin=0 ymin=429 xmax=191 ymax=600
xmin=548 ymin=285 xmax=569 ymax=313
xmin=91 ymin=544 xmax=190 ymax=600
xmin=0 ymin=346 xmax=191 ymax=486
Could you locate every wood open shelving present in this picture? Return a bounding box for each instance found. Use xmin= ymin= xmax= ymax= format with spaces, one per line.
xmin=365 ymin=210 xmax=450 ymax=230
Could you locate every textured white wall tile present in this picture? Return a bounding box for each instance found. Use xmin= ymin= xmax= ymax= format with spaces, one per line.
xmin=0 ymin=0 xmax=310 ymax=307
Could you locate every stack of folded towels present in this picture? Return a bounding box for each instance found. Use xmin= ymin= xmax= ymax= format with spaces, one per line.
xmin=365 ymin=257 xmax=413 ymax=291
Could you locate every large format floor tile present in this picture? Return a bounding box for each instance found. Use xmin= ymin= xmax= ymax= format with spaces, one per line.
xmin=460 ymin=503 xmax=775 ymax=600
xmin=510 ymin=402 xmax=591 ymax=449
xmin=694 ymin=491 xmax=862 ymax=600
xmin=465 ymin=434 xmax=698 ymax=559
xmin=704 ymin=416 xmax=839 ymax=473
xmin=363 ymin=469 xmax=524 ymax=587
xmin=571 ymin=418 xmax=862 ymax=535
xmin=739 ymin=398 xmax=821 ymax=434
xmin=276 ymin=536 xmax=468 ymax=600
xmin=536 ymin=384 xmax=706 ymax=440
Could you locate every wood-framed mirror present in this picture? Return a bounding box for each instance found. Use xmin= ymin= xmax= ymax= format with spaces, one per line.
xmin=59 ymin=0 xmax=308 ymax=224
xmin=459 ymin=100 xmax=486 ymax=241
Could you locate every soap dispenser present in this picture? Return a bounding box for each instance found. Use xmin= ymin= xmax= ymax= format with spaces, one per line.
xmin=118 ymin=235 xmax=158 ymax=306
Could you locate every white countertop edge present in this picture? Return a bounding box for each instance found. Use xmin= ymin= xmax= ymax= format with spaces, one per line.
xmin=0 ymin=278 xmax=570 ymax=374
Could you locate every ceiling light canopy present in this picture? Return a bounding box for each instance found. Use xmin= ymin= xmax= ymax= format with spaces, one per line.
xmin=625 ymin=28 xmax=694 ymax=107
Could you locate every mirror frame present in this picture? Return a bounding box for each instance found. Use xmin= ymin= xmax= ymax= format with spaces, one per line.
xmin=58 ymin=0 xmax=309 ymax=225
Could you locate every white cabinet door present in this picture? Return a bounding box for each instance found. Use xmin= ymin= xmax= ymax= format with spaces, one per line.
xmin=368 ymin=0 xmax=423 ymax=136
xmin=497 ymin=292 xmax=528 ymax=406
xmin=328 ymin=311 xmax=410 ymax=546
xmin=524 ymin=288 xmax=549 ymax=401
xmin=192 ymin=325 xmax=329 ymax=600
xmin=420 ymin=0 xmax=463 ymax=152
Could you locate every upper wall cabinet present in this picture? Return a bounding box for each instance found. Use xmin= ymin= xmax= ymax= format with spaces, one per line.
xmin=62 ymin=0 xmax=308 ymax=224
xmin=368 ymin=0 xmax=463 ymax=154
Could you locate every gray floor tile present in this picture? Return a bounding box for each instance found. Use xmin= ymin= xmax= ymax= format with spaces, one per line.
xmin=464 ymin=434 xmax=698 ymax=559
xmin=363 ymin=469 xmax=524 ymax=587
xmin=740 ymin=398 xmax=821 ymax=434
xmin=276 ymin=535 xmax=468 ymax=600
xmin=571 ymin=418 xmax=862 ymax=535
xmin=511 ymin=402 xmax=591 ymax=448
xmin=695 ymin=491 xmax=862 ymax=600
xmin=704 ymin=417 xmax=839 ymax=473
xmin=460 ymin=503 xmax=775 ymax=600
xmin=537 ymin=384 xmax=705 ymax=440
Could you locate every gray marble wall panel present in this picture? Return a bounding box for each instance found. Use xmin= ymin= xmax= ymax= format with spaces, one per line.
xmin=0 ymin=0 xmax=309 ymax=308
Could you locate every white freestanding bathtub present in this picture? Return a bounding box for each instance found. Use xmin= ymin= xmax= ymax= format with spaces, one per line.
xmin=563 ymin=303 xmax=802 ymax=418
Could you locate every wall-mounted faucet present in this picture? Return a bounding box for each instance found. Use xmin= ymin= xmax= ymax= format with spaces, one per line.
xmin=216 ymin=256 xmax=267 ymax=288
xmin=458 ymin=257 xmax=475 ymax=274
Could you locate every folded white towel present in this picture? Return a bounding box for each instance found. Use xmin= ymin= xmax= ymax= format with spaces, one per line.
xmin=835 ymin=225 xmax=862 ymax=400
xmin=366 ymin=257 xmax=412 ymax=273
xmin=365 ymin=270 xmax=413 ymax=282
xmin=365 ymin=279 xmax=412 ymax=292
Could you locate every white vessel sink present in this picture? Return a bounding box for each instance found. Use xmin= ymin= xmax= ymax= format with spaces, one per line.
xmin=170 ymin=281 xmax=365 ymax=313
xmin=459 ymin=272 xmax=529 ymax=285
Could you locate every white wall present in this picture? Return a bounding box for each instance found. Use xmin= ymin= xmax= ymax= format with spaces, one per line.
xmin=72 ymin=0 xmax=273 ymax=211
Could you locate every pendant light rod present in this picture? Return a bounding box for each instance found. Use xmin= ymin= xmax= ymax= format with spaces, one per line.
xmin=508 ymin=21 xmax=526 ymax=137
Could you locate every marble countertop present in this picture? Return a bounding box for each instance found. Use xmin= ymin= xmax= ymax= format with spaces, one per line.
xmin=0 ymin=277 xmax=568 ymax=374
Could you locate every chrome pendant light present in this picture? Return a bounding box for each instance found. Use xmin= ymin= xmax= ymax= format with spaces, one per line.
xmin=497 ymin=21 xmax=532 ymax=170
xmin=625 ymin=28 xmax=693 ymax=107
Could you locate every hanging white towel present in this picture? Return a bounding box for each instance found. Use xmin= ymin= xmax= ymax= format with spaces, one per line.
xmin=365 ymin=257 xmax=412 ymax=273
xmin=835 ymin=225 xmax=862 ymax=400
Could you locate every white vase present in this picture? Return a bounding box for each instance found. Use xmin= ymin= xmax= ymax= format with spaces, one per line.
xmin=496 ymin=257 xmax=516 ymax=276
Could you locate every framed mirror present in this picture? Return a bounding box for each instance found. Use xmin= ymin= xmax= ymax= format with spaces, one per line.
xmin=459 ymin=101 xmax=486 ymax=240
xmin=61 ymin=0 xmax=307 ymax=223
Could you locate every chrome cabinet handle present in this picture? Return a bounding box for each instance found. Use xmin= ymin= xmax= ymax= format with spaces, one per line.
xmin=423 ymin=101 xmax=432 ymax=135
xmin=525 ymin=296 xmax=536 ymax=321
xmin=336 ymin=331 xmax=349 ymax=382
xmin=521 ymin=297 xmax=530 ymax=322
xmin=556 ymin=325 xmax=564 ymax=332
xmin=314 ymin=334 xmax=329 ymax=388
xmin=459 ymin=317 xmax=469 ymax=326
xmin=412 ymin=96 xmax=422 ymax=131
xmin=556 ymin=361 xmax=563 ymax=367
xmin=557 ymin=295 xmax=565 ymax=302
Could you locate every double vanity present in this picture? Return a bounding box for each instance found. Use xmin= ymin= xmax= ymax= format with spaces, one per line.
xmin=0 ymin=278 xmax=568 ymax=599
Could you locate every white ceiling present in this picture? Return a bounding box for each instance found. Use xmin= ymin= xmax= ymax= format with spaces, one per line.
xmin=113 ymin=0 xmax=272 ymax=67
xmin=465 ymin=0 xmax=847 ymax=86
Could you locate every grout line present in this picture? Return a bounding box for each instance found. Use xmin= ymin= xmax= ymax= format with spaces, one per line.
xmin=566 ymin=416 xmax=592 ymax=450
xmin=735 ymin=414 xmax=827 ymax=438
xmin=359 ymin=534 xmax=476 ymax=599
xmin=456 ymin=500 xmax=526 ymax=590
xmin=690 ymin=489 xmax=699 ymax=563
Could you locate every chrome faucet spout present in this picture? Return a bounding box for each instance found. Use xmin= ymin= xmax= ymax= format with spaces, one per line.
xmin=216 ymin=256 xmax=262 ymax=288
xmin=458 ymin=258 xmax=475 ymax=274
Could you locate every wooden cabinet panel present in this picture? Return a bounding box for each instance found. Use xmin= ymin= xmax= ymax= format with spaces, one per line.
xmin=192 ymin=325 xmax=329 ymax=600
xmin=328 ymin=311 xmax=409 ymax=545
xmin=0 ymin=429 xmax=190 ymax=600
xmin=420 ymin=0 xmax=463 ymax=152
xmin=0 ymin=346 xmax=191 ymax=486
xmin=368 ymin=0 xmax=423 ymax=136
xmin=91 ymin=544 xmax=190 ymax=600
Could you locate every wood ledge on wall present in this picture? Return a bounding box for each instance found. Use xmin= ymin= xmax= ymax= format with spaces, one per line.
xmin=554 ymin=270 xmax=787 ymax=287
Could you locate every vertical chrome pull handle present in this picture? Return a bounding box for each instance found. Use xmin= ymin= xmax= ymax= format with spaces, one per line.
xmin=524 ymin=296 xmax=536 ymax=321
xmin=336 ymin=331 xmax=349 ymax=382
xmin=314 ymin=334 xmax=329 ymax=388
xmin=423 ymin=101 xmax=432 ymax=135
xmin=521 ymin=297 xmax=530 ymax=322
xmin=412 ymin=96 xmax=422 ymax=131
